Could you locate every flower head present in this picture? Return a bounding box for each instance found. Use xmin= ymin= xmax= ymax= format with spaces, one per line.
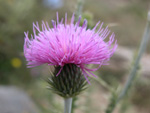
xmin=24 ymin=13 xmax=117 ymax=83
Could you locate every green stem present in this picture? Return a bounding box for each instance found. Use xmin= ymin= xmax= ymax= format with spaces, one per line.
xmin=92 ymin=76 xmax=113 ymax=92
xmin=75 ymin=0 xmax=84 ymax=21
xmin=105 ymin=10 xmax=150 ymax=113
xmin=64 ymin=98 xmax=73 ymax=113
xmin=117 ymin=11 xmax=150 ymax=103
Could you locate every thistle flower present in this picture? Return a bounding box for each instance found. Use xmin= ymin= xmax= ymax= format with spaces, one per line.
xmin=24 ymin=13 xmax=117 ymax=96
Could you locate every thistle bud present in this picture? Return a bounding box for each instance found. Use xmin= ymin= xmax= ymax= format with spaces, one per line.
xmin=47 ymin=64 xmax=87 ymax=98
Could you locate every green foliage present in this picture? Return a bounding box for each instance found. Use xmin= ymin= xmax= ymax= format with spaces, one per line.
xmin=71 ymin=97 xmax=78 ymax=113
xmin=105 ymin=91 xmax=118 ymax=113
xmin=131 ymin=78 xmax=150 ymax=109
xmin=26 ymin=79 xmax=63 ymax=113
xmin=81 ymin=11 xmax=94 ymax=29
xmin=119 ymin=96 xmax=130 ymax=113
xmin=0 ymin=0 xmax=47 ymax=84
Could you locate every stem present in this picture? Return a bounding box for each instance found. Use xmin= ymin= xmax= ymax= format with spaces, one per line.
xmin=92 ymin=76 xmax=114 ymax=92
xmin=105 ymin=10 xmax=150 ymax=113
xmin=64 ymin=98 xmax=73 ymax=113
xmin=117 ymin=11 xmax=150 ymax=102
xmin=75 ymin=0 xmax=84 ymax=21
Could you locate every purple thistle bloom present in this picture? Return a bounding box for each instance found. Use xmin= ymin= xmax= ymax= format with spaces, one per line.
xmin=24 ymin=13 xmax=117 ymax=83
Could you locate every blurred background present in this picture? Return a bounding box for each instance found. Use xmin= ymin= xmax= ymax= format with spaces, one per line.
xmin=0 ymin=0 xmax=150 ymax=113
